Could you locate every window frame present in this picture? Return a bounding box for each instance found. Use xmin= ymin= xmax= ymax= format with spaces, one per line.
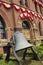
xmin=19 ymin=0 xmax=23 ymax=5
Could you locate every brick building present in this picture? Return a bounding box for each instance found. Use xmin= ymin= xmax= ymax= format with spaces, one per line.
xmin=0 ymin=0 xmax=43 ymax=53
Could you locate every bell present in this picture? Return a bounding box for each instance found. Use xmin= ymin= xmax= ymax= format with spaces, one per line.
xmin=13 ymin=31 xmax=33 ymax=51
xmin=6 ymin=31 xmax=41 ymax=65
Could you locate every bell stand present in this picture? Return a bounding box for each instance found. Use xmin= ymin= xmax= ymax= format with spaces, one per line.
xmin=5 ymin=42 xmax=22 ymax=65
xmin=5 ymin=32 xmax=41 ymax=65
xmin=22 ymin=41 xmax=41 ymax=61
xmin=5 ymin=42 xmax=41 ymax=65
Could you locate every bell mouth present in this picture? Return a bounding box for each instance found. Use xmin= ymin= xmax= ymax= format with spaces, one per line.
xmin=15 ymin=46 xmax=32 ymax=52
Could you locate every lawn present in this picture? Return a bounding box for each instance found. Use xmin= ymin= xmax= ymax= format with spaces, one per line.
xmin=0 ymin=59 xmax=43 ymax=65
xmin=0 ymin=41 xmax=43 ymax=65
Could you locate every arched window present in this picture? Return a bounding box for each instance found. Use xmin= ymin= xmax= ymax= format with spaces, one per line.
xmin=39 ymin=22 xmax=42 ymax=36
xmin=22 ymin=21 xmax=31 ymax=40
xmin=34 ymin=2 xmax=38 ymax=13
xmin=39 ymin=0 xmax=43 ymax=14
xmin=19 ymin=0 xmax=23 ymax=5
xmin=0 ymin=16 xmax=6 ymax=39
xmin=25 ymin=0 xmax=28 ymax=7
xmin=22 ymin=21 xmax=30 ymax=29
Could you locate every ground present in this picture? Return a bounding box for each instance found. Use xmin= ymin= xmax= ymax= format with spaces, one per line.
xmin=0 ymin=41 xmax=43 ymax=65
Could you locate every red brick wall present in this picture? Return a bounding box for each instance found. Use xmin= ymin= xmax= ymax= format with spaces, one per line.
xmin=0 ymin=0 xmax=43 ymax=53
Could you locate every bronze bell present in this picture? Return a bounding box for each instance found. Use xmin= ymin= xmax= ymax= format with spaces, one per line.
xmin=10 ymin=31 xmax=33 ymax=51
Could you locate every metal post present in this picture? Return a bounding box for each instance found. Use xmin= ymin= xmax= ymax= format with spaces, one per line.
xmin=31 ymin=47 xmax=41 ymax=61
xmin=22 ymin=47 xmax=41 ymax=61
xmin=12 ymin=44 xmax=22 ymax=65
xmin=5 ymin=42 xmax=22 ymax=65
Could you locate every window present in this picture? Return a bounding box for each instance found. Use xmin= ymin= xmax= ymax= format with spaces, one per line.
xmin=39 ymin=0 xmax=43 ymax=14
xmin=19 ymin=0 xmax=28 ymax=7
xmin=22 ymin=21 xmax=31 ymax=39
xmin=39 ymin=22 xmax=42 ymax=36
xmin=39 ymin=6 xmax=42 ymax=14
xmin=0 ymin=16 xmax=6 ymax=39
xmin=34 ymin=2 xmax=38 ymax=13
xmin=25 ymin=0 xmax=28 ymax=7
xmin=19 ymin=0 xmax=23 ymax=5
xmin=22 ymin=21 xmax=30 ymax=29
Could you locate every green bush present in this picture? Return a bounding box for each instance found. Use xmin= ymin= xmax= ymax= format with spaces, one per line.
xmin=0 ymin=54 xmax=3 ymax=59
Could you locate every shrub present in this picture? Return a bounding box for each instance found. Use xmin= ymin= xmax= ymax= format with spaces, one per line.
xmin=0 ymin=54 xmax=3 ymax=59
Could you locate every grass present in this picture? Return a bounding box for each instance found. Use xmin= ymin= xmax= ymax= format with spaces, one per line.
xmin=0 ymin=57 xmax=43 ymax=65
xmin=34 ymin=41 xmax=43 ymax=60
xmin=0 ymin=59 xmax=42 ymax=65
xmin=0 ymin=41 xmax=43 ymax=65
